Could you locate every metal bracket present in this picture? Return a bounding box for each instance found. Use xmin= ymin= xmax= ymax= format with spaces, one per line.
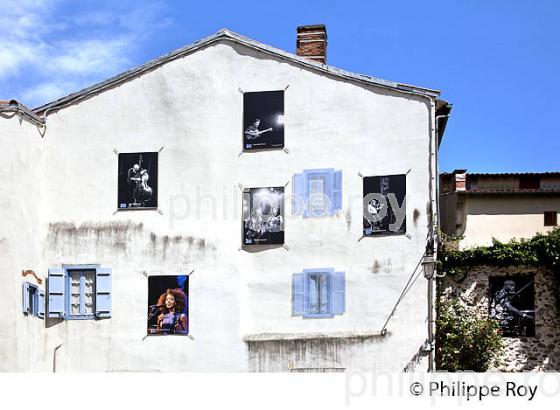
xmin=282 ymin=244 xmax=290 ymax=251
xmin=159 ymin=146 xmax=165 ymax=153
xmin=357 ymin=172 xmax=364 ymax=179
xmin=113 ymin=149 xmax=119 ymax=156
xmin=283 ymin=147 xmax=290 ymax=154
xmin=238 ymin=87 xmax=244 ymax=93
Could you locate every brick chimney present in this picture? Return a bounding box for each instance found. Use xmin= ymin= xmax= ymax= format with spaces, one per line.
xmin=296 ymin=25 xmax=327 ymax=64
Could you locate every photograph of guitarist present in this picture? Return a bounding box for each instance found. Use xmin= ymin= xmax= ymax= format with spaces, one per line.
xmin=244 ymin=118 xmax=273 ymax=140
xmin=127 ymin=155 xmax=153 ymax=207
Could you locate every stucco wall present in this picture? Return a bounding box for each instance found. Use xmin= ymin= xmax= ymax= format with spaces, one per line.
xmin=439 ymin=265 xmax=560 ymax=371
xmin=1 ymin=40 xmax=434 ymax=372
xmin=460 ymin=196 xmax=560 ymax=249
xmin=0 ymin=116 xmax=46 ymax=371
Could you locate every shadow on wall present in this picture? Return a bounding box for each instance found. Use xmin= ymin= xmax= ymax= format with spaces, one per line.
xmin=465 ymin=195 xmax=560 ymax=216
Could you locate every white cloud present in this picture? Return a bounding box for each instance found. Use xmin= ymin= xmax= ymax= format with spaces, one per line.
xmin=51 ymin=39 xmax=131 ymax=76
xmin=21 ymin=82 xmax=73 ymax=105
xmin=0 ymin=0 xmax=172 ymax=107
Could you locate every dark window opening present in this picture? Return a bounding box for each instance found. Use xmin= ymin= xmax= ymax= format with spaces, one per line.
xmin=544 ymin=212 xmax=558 ymax=226
xmin=519 ymin=175 xmax=540 ymax=190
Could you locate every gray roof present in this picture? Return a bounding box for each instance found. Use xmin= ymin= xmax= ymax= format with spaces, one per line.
xmin=34 ymin=29 xmax=443 ymax=115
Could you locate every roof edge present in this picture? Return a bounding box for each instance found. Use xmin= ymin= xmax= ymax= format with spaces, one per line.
xmin=33 ymin=28 xmax=442 ymax=116
xmin=0 ymin=100 xmax=45 ymax=126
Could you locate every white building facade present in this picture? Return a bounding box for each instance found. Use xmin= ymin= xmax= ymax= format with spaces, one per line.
xmin=0 ymin=28 xmax=450 ymax=372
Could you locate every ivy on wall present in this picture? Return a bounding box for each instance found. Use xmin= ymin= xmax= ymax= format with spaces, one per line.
xmin=440 ymin=227 xmax=560 ymax=275
xmin=439 ymin=227 xmax=560 ymax=312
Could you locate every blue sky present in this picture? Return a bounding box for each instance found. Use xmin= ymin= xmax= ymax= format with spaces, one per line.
xmin=1 ymin=0 xmax=558 ymax=173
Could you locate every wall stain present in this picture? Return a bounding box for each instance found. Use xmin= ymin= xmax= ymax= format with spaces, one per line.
xmin=413 ymin=209 xmax=420 ymax=227
xmin=46 ymin=220 xmax=216 ymax=260
xmin=371 ymin=260 xmax=381 ymax=274
xmin=345 ymin=209 xmax=352 ymax=231
xmin=247 ymin=336 xmax=386 ymax=372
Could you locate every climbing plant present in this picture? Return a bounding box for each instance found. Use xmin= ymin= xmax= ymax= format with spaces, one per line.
xmin=439 ymin=227 xmax=560 ymax=309
xmin=440 ymin=227 xmax=560 ymax=274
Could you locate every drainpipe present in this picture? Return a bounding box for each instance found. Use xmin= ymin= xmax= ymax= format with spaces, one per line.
xmin=52 ymin=343 xmax=63 ymax=373
xmin=426 ymin=113 xmax=451 ymax=372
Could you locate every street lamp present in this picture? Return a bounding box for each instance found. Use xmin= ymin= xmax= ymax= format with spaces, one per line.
xmin=422 ymin=255 xmax=436 ymax=280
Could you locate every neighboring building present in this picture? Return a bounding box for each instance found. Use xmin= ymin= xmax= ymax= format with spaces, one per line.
xmin=0 ymin=26 xmax=451 ymax=372
xmin=440 ymin=170 xmax=560 ymax=249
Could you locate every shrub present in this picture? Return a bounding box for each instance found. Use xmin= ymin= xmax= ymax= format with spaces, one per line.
xmin=436 ymin=298 xmax=504 ymax=371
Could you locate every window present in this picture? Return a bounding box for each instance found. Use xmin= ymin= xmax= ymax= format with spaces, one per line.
xmin=544 ymin=211 xmax=558 ymax=227
xmin=47 ymin=265 xmax=112 ymax=320
xmin=292 ymin=269 xmax=345 ymax=318
xmin=292 ymin=169 xmax=342 ymax=217
xmin=22 ymin=282 xmax=44 ymax=318
xmin=519 ymin=175 xmax=540 ymax=190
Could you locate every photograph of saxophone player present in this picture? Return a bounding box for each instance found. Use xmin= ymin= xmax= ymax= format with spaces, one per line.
xmin=117 ymin=151 xmax=158 ymax=209
xmin=147 ymin=275 xmax=189 ymax=335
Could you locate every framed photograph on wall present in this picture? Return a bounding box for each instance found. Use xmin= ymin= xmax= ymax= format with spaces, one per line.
xmin=117 ymin=152 xmax=158 ymax=209
xmin=243 ymin=90 xmax=284 ymax=150
xmin=363 ymin=174 xmax=406 ymax=236
xmin=489 ymin=275 xmax=535 ymax=337
xmin=243 ymin=187 xmax=285 ymax=245
xmin=147 ymin=275 xmax=189 ymax=335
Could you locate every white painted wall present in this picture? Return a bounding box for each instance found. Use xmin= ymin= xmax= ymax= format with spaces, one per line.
xmin=1 ymin=40 xmax=435 ymax=372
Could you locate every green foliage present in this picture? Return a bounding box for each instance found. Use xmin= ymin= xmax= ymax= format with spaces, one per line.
xmin=436 ymin=298 xmax=504 ymax=371
xmin=440 ymin=227 xmax=560 ymax=309
xmin=440 ymin=227 xmax=560 ymax=275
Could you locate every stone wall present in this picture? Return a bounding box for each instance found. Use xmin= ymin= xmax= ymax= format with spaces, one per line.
xmin=438 ymin=265 xmax=560 ymax=371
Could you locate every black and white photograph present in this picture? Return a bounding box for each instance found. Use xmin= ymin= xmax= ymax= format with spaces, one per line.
xmin=489 ymin=276 xmax=535 ymax=337
xmin=363 ymin=174 xmax=406 ymax=236
xmin=243 ymin=187 xmax=284 ymax=245
xmin=243 ymin=90 xmax=284 ymax=150
xmin=117 ymin=152 xmax=158 ymax=209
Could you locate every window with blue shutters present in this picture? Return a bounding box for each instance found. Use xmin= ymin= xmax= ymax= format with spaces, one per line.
xmin=292 ymin=268 xmax=346 ymax=318
xmin=292 ymin=169 xmax=343 ymax=217
xmin=47 ymin=265 xmax=112 ymax=320
xmin=22 ymin=282 xmax=40 ymax=317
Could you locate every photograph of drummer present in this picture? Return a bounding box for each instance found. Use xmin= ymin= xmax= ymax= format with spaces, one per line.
xmin=489 ymin=276 xmax=535 ymax=337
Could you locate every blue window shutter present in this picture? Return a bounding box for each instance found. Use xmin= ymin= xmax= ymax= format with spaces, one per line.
xmin=332 ymin=170 xmax=343 ymax=213
xmin=292 ymin=173 xmax=305 ymax=215
xmin=331 ymin=271 xmax=346 ymax=315
xmin=323 ymin=170 xmax=334 ymax=217
xmin=22 ymin=283 xmax=30 ymax=314
xmin=48 ymin=268 xmax=66 ymax=318
xmin=292 ymin=273 xmax=305 ymax=316
xmin=95 ymin=267 xmax=112 ymax=318
xmin=37 ymin=289 xmax=45 ymax=318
